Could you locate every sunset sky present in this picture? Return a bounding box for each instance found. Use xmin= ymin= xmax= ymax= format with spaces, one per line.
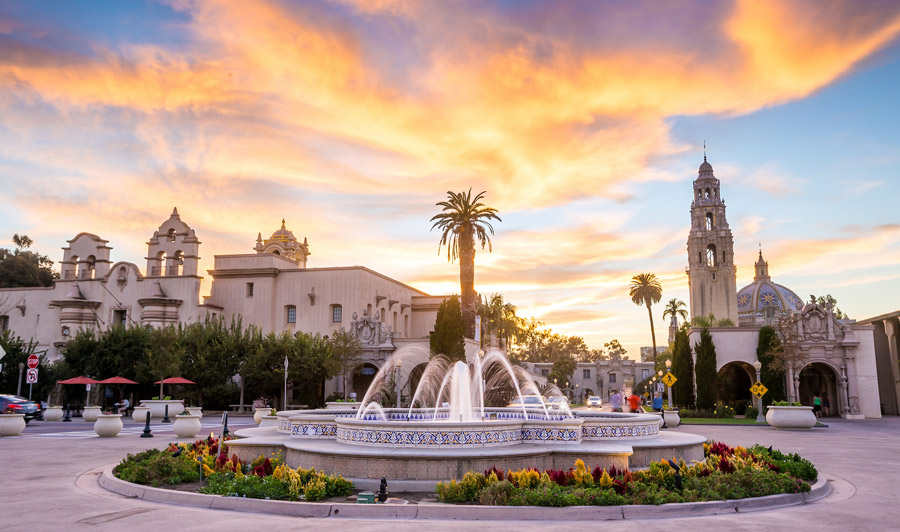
xmin=2 ymin=0 xmax=899 ymax=357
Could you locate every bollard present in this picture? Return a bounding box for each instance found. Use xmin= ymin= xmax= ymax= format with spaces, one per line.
xmin=162 ymin=404 xmax=170 ymax=423
xmin=222 ymin=412 xmax=229 ymax=438
xmin=140 ymin=410 xmax=153 ymax=438
xmin=62 ymin=403 xmax=72 ymax=422
xmin=378 ymin=477 xmax=388 ymax=503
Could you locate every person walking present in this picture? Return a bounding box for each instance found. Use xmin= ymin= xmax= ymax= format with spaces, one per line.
xmin=823 ymin=396 xmax=831 ymax=417
xmin=610 ymin=390 xmax=623 ymax=412
xmin=652 ymin=392 xmax=663 ymax=413
xmin=813 ymin=394 xmax=822 ymax=417
xmin=627 ymin=393 xmax=641 ymax=413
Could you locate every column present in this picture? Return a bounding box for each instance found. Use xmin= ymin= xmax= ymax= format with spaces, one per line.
xmin=845 ymin=350 xmax=861 ymax=416
xmin=885 ymin=319 xmax=900 ymax=414
xmin=839 ymin=364 xmax=850 ymax=416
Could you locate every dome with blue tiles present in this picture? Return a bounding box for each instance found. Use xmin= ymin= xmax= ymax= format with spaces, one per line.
xmin=737 ymin=251 xmax=803 ymax=319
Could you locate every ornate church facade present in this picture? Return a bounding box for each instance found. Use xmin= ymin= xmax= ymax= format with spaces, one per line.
xmin=683 ymin=158 xmax=881 ymax=419
xmin=0 ymin=209 xmax=453 ymax=401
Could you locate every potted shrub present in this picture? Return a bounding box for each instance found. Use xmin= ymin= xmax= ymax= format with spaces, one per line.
xmin=663 ymin=409 xmax=681 ymax=427
xmin=185 ymin=405 xmax=203 ymax=419
xmin=765 ymin=401 xmax=816 ymax=430
xmin=172 ymin=414 xmax=202 ymax=438
xmin=0 ymin=413 xmax=27 ymax=437
xmin=43 ymin=405 xmax=64 ymax=422
xmin=259 ymin=407 xmax=279 ymax=428
xmin=93 ymin=414 xmax=123 ymax=437
xmin=253 ymin=407 xmax=272 ymax=424
xmin=132 ymin=404 xmax=152 ymax=423
xmin=82 ymin=405 xmax=103 ymax=422
xmin=139 ymin=397 xmax=184 ymax=418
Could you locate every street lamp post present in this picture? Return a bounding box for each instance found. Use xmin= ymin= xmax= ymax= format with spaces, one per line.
xmin=395 ymin=360 xmax=403 ymax=408
xmin=753 ymin=360 xmax=765 ymax=423
xmin=665 ymin=359 xmax=673 ymax=409
xmin=17 ymin=362 xmax=24 ymax=396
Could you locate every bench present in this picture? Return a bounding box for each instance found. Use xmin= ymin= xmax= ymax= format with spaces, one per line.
xmin=229 ymin=404 xmax=249 ymax=413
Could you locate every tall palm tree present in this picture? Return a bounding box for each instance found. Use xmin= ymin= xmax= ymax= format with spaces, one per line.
xmin=431 ymin=189 xmax=501 ymax=339
xmin=629 ymin=273 xmax=663 ymax=365
xmin=662 ymin=298 xmax=688 ymax=328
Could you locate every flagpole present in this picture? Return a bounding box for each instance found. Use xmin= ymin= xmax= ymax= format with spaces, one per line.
xmin=283 ymin=355 xmax=289 ymax=411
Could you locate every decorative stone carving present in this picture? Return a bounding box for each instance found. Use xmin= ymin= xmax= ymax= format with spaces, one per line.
xmin=349 ymin=309 xmax=393 ymax=347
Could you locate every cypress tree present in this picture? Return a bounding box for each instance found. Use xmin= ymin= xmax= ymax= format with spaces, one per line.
xmin=430 ymin=295 xmax=466 ymax=363
xmin=694 ymin=328 xmax=718 ymax=410
xmin=757 ymin=326 xmax=786 ymax=405
xmin=671 ymin=328 xmax=695 ymax=408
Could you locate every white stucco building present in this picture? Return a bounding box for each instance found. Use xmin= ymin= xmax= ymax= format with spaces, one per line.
xmin=683 ymin=158 xmax=880 ymax=419
xmin=0 ymin=209 xmax=450 ymax=401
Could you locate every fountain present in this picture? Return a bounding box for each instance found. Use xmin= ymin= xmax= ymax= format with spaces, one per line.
xmin=227 ymin=347 xmax=705 ymax=489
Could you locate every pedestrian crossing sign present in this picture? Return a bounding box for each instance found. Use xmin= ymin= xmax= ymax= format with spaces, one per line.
xmin=662 ymin=372 xmax=677 ymax=387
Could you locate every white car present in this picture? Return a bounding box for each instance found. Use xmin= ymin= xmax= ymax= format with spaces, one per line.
xmin=587 ymin=396 xmax=602 ymax=408
xmin=545 ymin=396 xmax=570 ymax=410
xmin=507 ymin=395 xmax=545 ymax=408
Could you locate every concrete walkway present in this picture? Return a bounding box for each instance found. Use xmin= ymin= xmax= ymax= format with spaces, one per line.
xmin=1 ymin=417 xmax=898 ymax=531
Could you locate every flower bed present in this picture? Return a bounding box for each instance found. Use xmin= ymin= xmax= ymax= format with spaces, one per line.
xmin=436 ymin=441 xmax=816 ymax=506
xmin=113 ymin=435 xmax=354 ymax=502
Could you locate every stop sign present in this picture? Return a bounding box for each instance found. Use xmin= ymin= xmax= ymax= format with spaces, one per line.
xmin=27 ymin=354 xmax=39 ymax=369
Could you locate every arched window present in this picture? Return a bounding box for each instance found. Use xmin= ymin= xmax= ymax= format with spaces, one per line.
xmin=765 ymin=307 xmax=776 ymax=319
xmin=67 ymin=255 xmax=79 ymax=279
xmin=404 ymin=315 xmax=409 ymax=337
xmin=705 ymin=188 xmax=711 ymax=199
xmin=366 ymin=304 xmax=373 ymax=317
xmin=706 ymin=244 xmax=717 ymax=267
xmin=272 ymin=249 xmax=280 ymax=255
xmin=80 ymin=255 xmax=96 ymax=279
xmin=171 ymin=250 xmax=184 ymax=276
xmin=705 ymin=212 xmax=714 ymax=231
xmin=167 ymin=228 xmax=177 ymax=242
xmin=713 ymin=188 xmax=718 ymax=198
xmin=155 ymin=251 xmax=167 ymax=276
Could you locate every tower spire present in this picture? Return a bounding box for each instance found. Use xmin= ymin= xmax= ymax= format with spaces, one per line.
xmin=703 ymin=140 xmax=707 ymax=161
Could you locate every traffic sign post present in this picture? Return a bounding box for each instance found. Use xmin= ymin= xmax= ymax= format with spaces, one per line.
xmin=661 ymin=372 xmax=677 ymax=387
xmin=750 ymin=381 xmax=768 ymax=399
xmin=26 ymin=368 xmax=38 ymax=384
xmin=27 ymin=354 xmax=39 ymax=369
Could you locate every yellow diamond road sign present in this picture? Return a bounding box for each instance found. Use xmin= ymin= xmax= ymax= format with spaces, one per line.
xmin=662 ymin=372 xmax=677 ymax=387
xmin=751 ymin=382 xmax=768 ymax=398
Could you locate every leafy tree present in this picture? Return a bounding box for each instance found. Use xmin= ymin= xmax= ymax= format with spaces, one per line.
xmin=430 ymin=295 xmax=466 ymax=363
xmin=179 ymin=317 xmax=247 ymax=408
xmin=603 ymin=339 xmax=627 ymax=359
xmin=816 ymin=294 xmax=845 ymax=319
xmin=629 ymin=273 xmax=662 ymax=365
xmin=243 ymin=331 xmax=335 ymax=409
xmin=326 ymin=329 xmax=364 ymax=400
xmin=478 ymin=293 xmax=522 ymax=348
xmin=766 ymin=313 xmax=808 ymax=403
xmin=431 ymin=189 xmax=501 ymax=339
xmin=756 ymin=326 xmax=786 ymax=406
xmin=671 ymin=328 xmax=695 ymax=408
xmin=662 ymin=298 xmax=688 ymax=328
xmin=694 ymin=328 xmax=718 ymax=410
xmin=144 ymin=325 xmax=186 ymax=398
xmin=0 ymin=234 xmax=57 ymax=288
xmin=548 ymin=355 xmax=577 ymax=388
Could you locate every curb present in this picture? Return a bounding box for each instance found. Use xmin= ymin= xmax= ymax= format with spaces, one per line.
xmin=98 ymin=465 xmax=830 ymax=521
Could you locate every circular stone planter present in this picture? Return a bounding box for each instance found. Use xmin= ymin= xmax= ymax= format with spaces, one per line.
xmin=259 ymin=415 xmax=279 ymax=429
xmin=664 ymin=410 xmax=681 ymax=427
xmin=139 ymin=400 xmax=184 ymax=419
xmin=185 ymin=407 xmax=203 ymax=419
xmin=254 ymin=408 xmax=271 ymax=424
xmin=43 ymin=406 xmax=64 ymax=422
xmin=0 ymin=413 xmax=27 ymax=436
xmin=172 ymin=414 xmax=202 ymax=438
xmin=766 ymin=406 xmax=817 ymax=430
xmin=82 ymin=406 xmax=103 ymax=422
xmin=94 ymin=414 xmax=123 ymax=437
xmin=132 ymin=405 xmax=152 ymax=423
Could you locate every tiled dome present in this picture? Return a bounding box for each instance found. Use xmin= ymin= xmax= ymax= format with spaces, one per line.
xmin=269 ymin=219 xmax=296 ymax=242
xmin=737 ymin=252 xmax=803 ymax=318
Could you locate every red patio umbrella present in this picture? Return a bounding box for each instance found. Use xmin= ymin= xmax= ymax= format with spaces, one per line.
xmin=153 ymin=377 xmax=196 ymax=399
xmin=57 ymin=377 xmax=101 ymax=406
xmin=100 ymin=377 xmax=138 ymax=410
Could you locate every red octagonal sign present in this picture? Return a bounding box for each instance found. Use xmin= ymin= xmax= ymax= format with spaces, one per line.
xmin=27 ymin=354 xmax=39 ymax=369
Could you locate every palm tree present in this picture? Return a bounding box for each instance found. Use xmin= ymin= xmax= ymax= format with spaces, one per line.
xmin=662 ymin=298 xmax=688 ymax=328
xmin=431 ymin=189 xmax=501 ymax=339
xmin=629 ymin=273 xmax=663 ymax=365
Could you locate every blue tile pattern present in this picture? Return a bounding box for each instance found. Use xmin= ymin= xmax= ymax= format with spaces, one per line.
xmin=520 ymin=427 xmax=580 ymax=442
xmin=336 ymin=426 xmax=522 ymax=447
xmin=291 ymin=422 xmax=337 ymax=437
xmin=582 ymin=423 xmax=657 ymax=439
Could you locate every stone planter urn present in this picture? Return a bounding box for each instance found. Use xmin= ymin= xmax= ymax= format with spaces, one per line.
xmin=654 ymin=412 xmax=665 ymax=428
xmin=82 ymin=406 xmax=102 ymax=422
xmin=254 ymin=408 xmax=272 ymax=424
xmin=172 ymin=414 xmax=202 ymax=438
xmin=94 ymin=414 xmax=123 ymax=437
xmin=43 ymin=406 xmax=64 ymax=422
xmin=139 ymin=399 xmax=184 ymax=419
xmin=663 ymin=410 xmax=681 ymax=427
xmin=0 ymin=414 xmax=27 ymax=436
xmin=766 ymin=406 xmax=817 ymax=430
xmin=132 ymin=405 xmax=152 ymax=424
xmin=258 ymin=415 xmax=279 ymax=429
xmin=185 ymin=406 xmax=203 ymax=419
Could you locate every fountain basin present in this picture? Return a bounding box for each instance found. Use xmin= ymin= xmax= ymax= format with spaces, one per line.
xmin=337 ymin=418 xmax=525 ymax=448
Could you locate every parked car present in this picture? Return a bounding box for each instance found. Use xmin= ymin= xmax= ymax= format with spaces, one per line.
xmin=0 ymin=395 xmax=42 ymax=422
xmin=545 ymin=396 xmax=570 ymax=410
xmin=507 ymin=395 xmax=545 ymax=408
xmin=587 ymin=395 xmax=602 ymax=408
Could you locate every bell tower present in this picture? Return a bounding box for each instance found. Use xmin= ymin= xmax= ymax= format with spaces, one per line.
xmin=686 ymin=155 xmax=738 ymax=323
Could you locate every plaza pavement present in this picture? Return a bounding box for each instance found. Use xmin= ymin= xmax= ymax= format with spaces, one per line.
xmin=1 ymin=416 xmax=898 ymax=531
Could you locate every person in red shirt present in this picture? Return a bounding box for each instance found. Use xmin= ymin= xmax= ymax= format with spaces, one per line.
xmin=627 ymin=393 xmax=641 ymax=413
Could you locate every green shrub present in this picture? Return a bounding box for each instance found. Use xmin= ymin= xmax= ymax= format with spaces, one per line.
xmin=713 ymin=401 xmax=735 ymax=418
xmin=477 ymin=480 xmax=516 ymax=505
xmin=113 ymin=449 xmax=200 ymax=487
xmin=748 ymin=445 xmax=818 ymax=481
xmin=744 ymin=406 xmax=759 ymax=419
xmin=436 ymin=472 xmax=486 ymax=503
